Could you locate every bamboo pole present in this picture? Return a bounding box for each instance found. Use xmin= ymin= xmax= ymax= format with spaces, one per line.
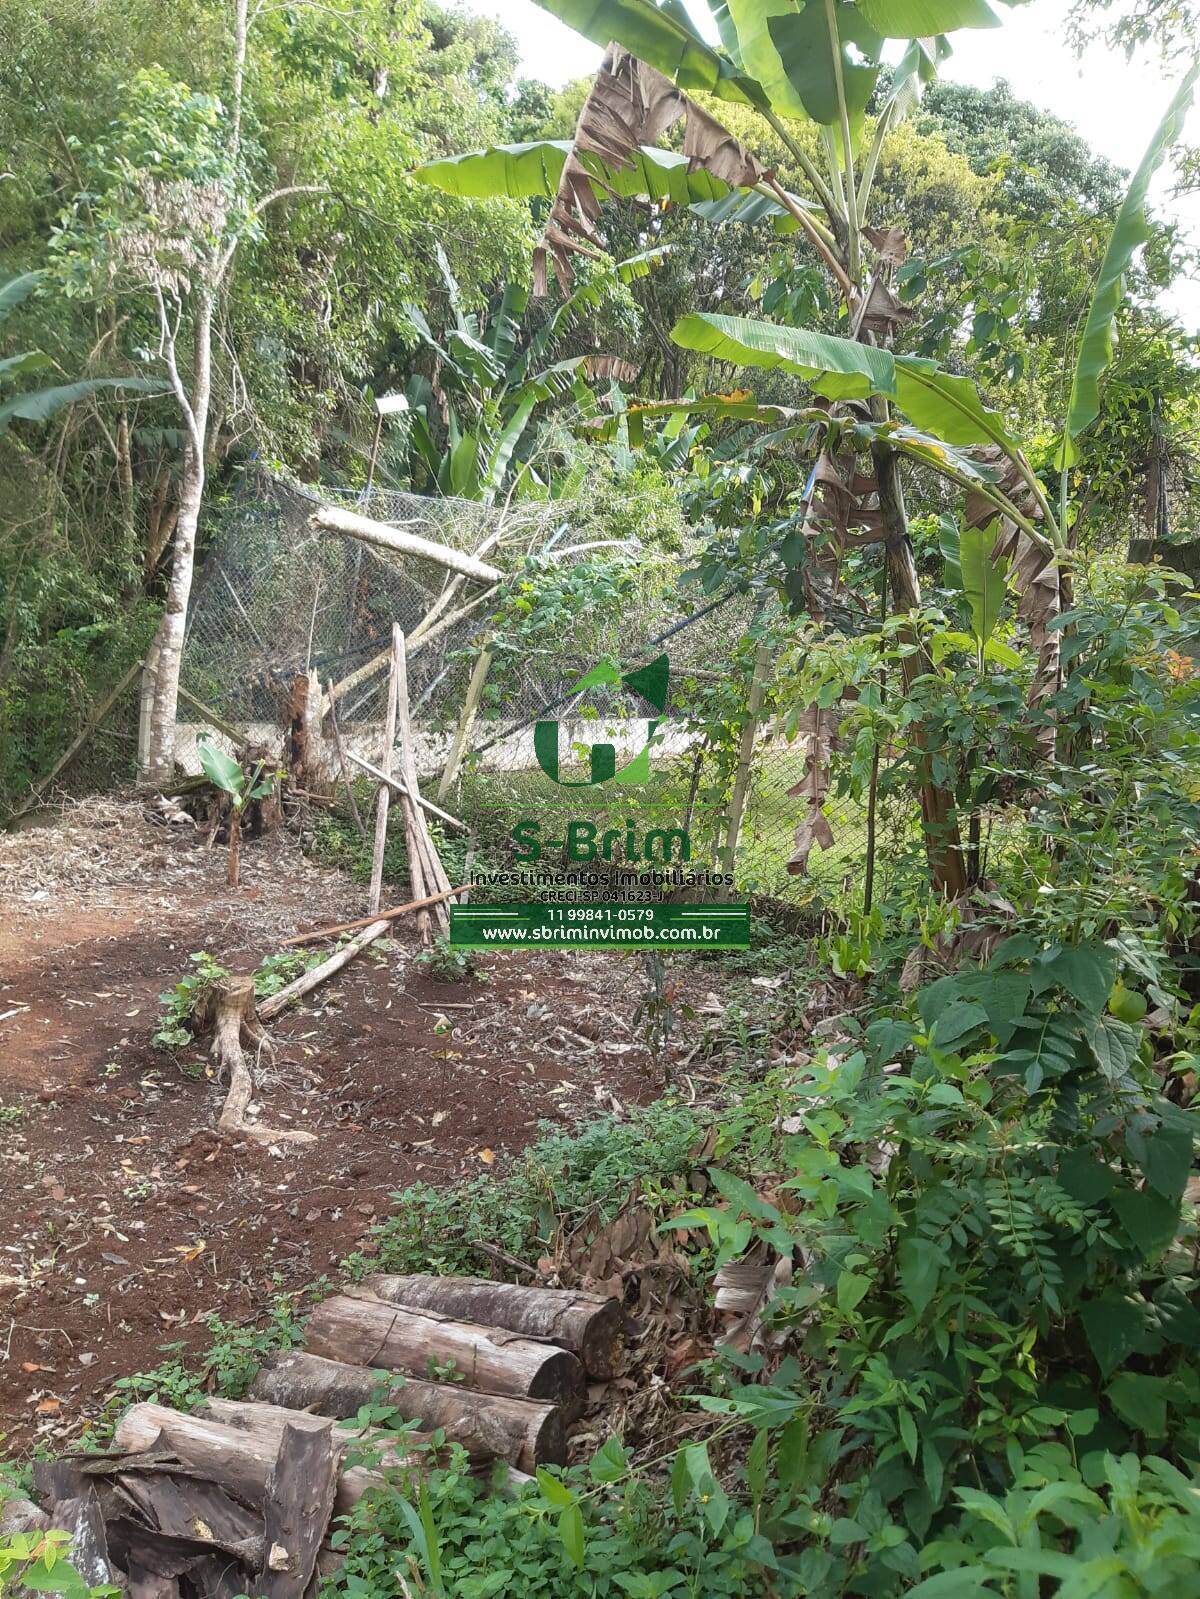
xmin=367 ymin=630 xmax=401 ymax=917
xmin=437 ymin=639 xmax=494 ymax=802
xmin=393 ymin=625 xmax=451 ymax=942
xmin=718 ymin=641 xmax=773 ymax=887
xmin=345 ymin=751 xmax=467 ymax=832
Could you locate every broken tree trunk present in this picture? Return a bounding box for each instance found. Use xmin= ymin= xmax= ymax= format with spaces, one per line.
xmin=312 ymin=505 xmax=503 ymax=584
xmin=250 ymin=1350 xmax=565 ymax=1471
xmin=303 ymin=1294 xmax=585 ymax=1411
xmin=196 ymin=976 xmax=315 ymax=1145
xmin=113 ymin=1403 xmax=411 ymax=1518
xmin=367 ymin=629 xmax=401 ymax=918
xmin=257 ymin=916 xmax=394 ymax=1021
xmin=364 ymin=1275 xmax=625 ymax=1380
xmin=259 ymin=1422 xmax=339 ymax=1599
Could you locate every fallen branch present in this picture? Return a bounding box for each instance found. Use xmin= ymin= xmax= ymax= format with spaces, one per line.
xmin=326 ymin=679 xmax=367 ymax=841
xmin=258 ymin=916 xmax=394 ymax=1021
xmin=312 ymin=504 xmax=503 ymax=583
xmin=282 ymin=883 xmax=469 ymax=947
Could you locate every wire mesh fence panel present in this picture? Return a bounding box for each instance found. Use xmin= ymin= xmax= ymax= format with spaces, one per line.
xmin=171 ymin=472 xmax=873 ymax=910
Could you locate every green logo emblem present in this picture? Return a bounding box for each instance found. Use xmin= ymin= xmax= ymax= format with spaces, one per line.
xmin=534 ymin=654 xmax=669 ymax=787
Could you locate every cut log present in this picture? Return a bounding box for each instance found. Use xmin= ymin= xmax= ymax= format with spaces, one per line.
xmin=249 ymin=1349 xmax=565 ymax=1471
xmin=259 ymin=1422 xmax=340 ymax=1599
xmin=364 ymin=1275 xmax=626 ymax=1379
xmin=112 ymin=1404 xmax=408 ymax=1517
xmin=303 ymin=1294 xmax=585 ymax=1412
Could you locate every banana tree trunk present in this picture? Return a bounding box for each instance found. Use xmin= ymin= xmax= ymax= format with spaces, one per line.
xmin=872 ymin=441 xmax=968 ymax=898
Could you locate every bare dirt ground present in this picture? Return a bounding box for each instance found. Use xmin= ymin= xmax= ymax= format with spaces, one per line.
xmin=0 ymin=799 xmax=659 ymax=1455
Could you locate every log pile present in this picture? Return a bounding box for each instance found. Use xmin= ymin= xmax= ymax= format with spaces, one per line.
xmin=16 ymin=1277 xmax=624 ymax=1599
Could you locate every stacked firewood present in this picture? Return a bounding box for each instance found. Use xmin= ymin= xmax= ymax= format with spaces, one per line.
xmin=5 ymin=1278 xmax=624 ymax=1599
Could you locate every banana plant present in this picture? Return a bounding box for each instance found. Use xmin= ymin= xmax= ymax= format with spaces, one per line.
xmin=398 ymin=245 xmax=665 ymax=501
xmin=0 ymin=270 xmax=162 ymax=434
xmin=411 ymin=1 xmax=1196 ymax=897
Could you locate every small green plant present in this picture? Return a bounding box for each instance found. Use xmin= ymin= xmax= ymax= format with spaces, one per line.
xmin=252 ymin=948 xmax=313 ymax=997
xmin=0 ymin=1531 xmax=118 ymax=1599
xmin=154 ymin=950 xmax=229 ymax=1048
xmin=196 ymin=740 xmax=278 ymax=888
xmin=0 ymin=1103 xmax=24 ymax=1124
xmin=633 ymin=952 xmax=695 ymax=1071
xmin=413 ymin=936 xmax=484 ymax=984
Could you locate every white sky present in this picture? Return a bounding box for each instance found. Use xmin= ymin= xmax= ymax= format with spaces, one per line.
xmin=475 ymin=0 xmax=1200 ymax=330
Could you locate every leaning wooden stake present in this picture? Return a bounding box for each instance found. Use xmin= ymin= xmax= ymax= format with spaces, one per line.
xmin=304 ymin=1294 xmax=585 ymax=1411
xmin=367 ymin=629 xmax=402 ymax=917
xmin=393 ymin=624 xmax=452 ymax=943
xmin=258 ymin=916 xmax=394 ymax=1021
xmin=251 ymin=1349 xmax=565 ymax=1471
xmin=365 ymin=1275 xmax=624 ymax=1378
xmin=437 ymin=638 xmax=494 ymax=802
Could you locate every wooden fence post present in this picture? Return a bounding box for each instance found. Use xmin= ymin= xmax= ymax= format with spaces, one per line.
xmin=367 ymin=630 xmax=402 ymax=916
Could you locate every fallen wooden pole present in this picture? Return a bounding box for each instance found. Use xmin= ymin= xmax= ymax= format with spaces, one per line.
xmin=364 ymin=1274 xmax=625 ymax=1379
xmin=250 ymin=1350 xmax=565 ymax=1471
xmin=345 ymin=750 xmax=468 ymax=832
xmin=303 ymin=1294 xmax=585 ymax=1411
xmin=282 ymin=884 xmax=469 ymax=947
xmin=258 ymin=916 xmax=393 ymax=1021
xmin=312 ymin=504 xmax=503 ymax=583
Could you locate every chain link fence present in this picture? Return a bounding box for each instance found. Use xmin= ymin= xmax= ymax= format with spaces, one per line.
xmin=18 ymin=472 xmax=897 ymax=911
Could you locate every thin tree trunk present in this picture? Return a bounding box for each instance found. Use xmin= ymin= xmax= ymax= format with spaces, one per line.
xmin=144 ymin=289 xmax=214 ymax=787
xmin=872 ymin=439 xmax=967 ymax=897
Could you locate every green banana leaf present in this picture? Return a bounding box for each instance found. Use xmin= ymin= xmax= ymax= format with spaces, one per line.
xmin=0 ymin=271 xmax=44 ymax=324
xmin=526 ymin=0 xmax=753 ymax=101
xmin=0 ymin=351 xmax=54 ymax=384
xmin=671 ymin=313 xmax=1018 ymax=448
xmin=197 ymin=740 xmax=244 ymax=799
xmin=1061 ymin=60 xmax=1199 ymax=465
xmin=413 ymin=140 xmax=742 ymax=208
xmin=767 ymin=2 xmax=883 ymax=143
xmin=856 ymin=0 xmax=999 ymax=34
xmin=0 ymin=375 xmax=164 ymax=435
xmin=689 ymin=188 xmax=808 ymax=232
xmin=725 ymin=0 xmax=810 ymax=121
xmin=959 ymin=520 xmax=1011 ymax=645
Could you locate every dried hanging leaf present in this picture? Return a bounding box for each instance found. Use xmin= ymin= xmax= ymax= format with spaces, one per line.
xmin=537 ymin=45 xmax=763 ymax=293
xmin=786 ymin=702 xmax=839 ymax=875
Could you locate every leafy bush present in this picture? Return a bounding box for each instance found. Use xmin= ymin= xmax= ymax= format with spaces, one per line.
xmin=347 ymin=1102 xmax=706 ymax=1278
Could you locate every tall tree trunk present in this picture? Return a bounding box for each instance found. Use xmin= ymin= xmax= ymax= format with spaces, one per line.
xmin=143 ymin=290 xmax=213 ymax=787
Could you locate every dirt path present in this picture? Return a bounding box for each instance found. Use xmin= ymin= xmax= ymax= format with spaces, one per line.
xmin=0 ymin=801 xmax=655 ymax=1453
